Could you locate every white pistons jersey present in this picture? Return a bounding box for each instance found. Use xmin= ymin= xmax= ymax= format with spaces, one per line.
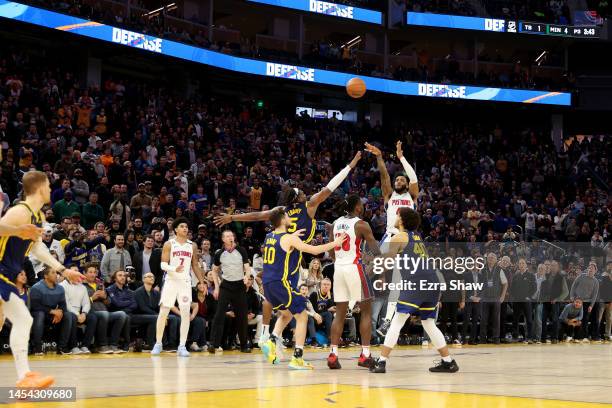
xmin=166 ymin=238 xmax=193 ymax=283
xmin=333 ymin=216 xmax=362 ymax=266
xmin=385 ymin=191 xmax=416 ymax=235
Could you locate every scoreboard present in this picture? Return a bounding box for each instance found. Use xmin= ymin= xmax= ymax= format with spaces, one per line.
xmin=406 ymin=12 xmax=602 ymax=39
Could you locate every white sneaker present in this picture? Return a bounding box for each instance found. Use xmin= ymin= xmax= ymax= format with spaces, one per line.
xmin=421 ymin=340 xmax=429 ymax=348
xmin=80 ymin=347 xmax=91 ymax=354
xmin=565 ymin=337 xmax=572 ymax=343
xmin=189 ymin=342 xmax=202 ymax=352
xmin=70 ymin=347 xmax=83 ymax=355
xmin=581 ymin=338 xmax=590 ymax=344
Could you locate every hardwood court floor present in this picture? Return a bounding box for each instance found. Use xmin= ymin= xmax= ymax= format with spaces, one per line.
xmin=1 ymin=343 xmax=610 ymax=407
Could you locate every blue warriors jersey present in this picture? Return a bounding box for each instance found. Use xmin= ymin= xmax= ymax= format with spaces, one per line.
xmin=262 ymin=231 xmax=298 ymax=285
xmin=400 ymin=231 xmax=433 ymax=277
xmin=0 ymin=203 xmax=42 ymax=301
xmin=285 ymin=202 xmax=316 ymax=285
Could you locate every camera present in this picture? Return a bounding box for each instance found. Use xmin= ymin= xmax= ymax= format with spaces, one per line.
xmin=125 ymin=265 xmax=136 ymax=281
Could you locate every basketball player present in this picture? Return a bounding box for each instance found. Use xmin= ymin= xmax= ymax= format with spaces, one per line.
xmin=214 ymin=152 xmax=362 ymax=345
xmin=260 ymin=207 xmax=345 ymax=369
xmin=369 ymin=208 xmax=458 ymax=374
xmin=151 ymin=217 xmax=205 ymax=357
xmin=364 ymin=141 xmax=419 ymax=336
xmin=327 ymin=195 xmax=381 ymax=369
xmin=0 ymin=170 xmax=85 ymax=387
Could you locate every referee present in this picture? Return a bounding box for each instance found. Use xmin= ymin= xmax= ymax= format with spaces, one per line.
xmin=209 ymin=230 xmax=252 ymax=353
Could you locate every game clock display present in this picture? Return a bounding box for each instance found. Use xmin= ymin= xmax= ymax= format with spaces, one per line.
xmin=519 ymin=22 xmax=600 ymax=37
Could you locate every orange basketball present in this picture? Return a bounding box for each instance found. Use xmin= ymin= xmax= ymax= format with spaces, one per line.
xmin=346 ymin=77 xmax=366 ymax=98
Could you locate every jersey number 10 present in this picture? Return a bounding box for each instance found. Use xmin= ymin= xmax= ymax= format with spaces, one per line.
xmin=263 ymin=246 xmax=276 ymax=264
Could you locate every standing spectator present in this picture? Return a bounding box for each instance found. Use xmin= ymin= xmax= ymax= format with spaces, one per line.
xmin=560 ymin=298 xmax=584 ymax=342
xmin=133 ymin=235 xmax=163 ymax=286
xmin=29 ymin=267 xmax=72 ymax=355
xmin=241 ymin=226 xmax=258 ymax=261
xmin=510 ymin=259 xmax=536 ymax=343
xmin=209 ymin=230 xmax=251 ymax=353
xmin=133 ymin=273 xmax=175 ymax=350
xmin=531 ymin=263 xmax=548 ymax=343
xmin=100 ymin=234 xmax=132 ymax=283
xmin=439 ymin=267 xmax=464 ymax=345
xmin=71 ymin=168 xmax=90 ymax=205
xmin=52 ymin=190 xmax=80 ymax=221
xmin=51 ymin=179 xmax=72 ymax=204
xmin=105 ymin=270 xmax=135 ymax=352
xmin=570 ymin=261 xmax=600 ymax=342
xmin=479 ymin=253 xmax=508 ymax=344
xmin=81 ymin=192 xmax=105 ymax=230
xmin=199 ymin=239 xmax=213 ymax=271
xmin=463 ymin=264 xmax=484 ymax=344
xmin=540 ymin=260 xmax=568 ymax=343
xmin=83 ymin=264 xmax=129 ymax=354
xmin=522 ymin=207 xmax=537 ymax=241
xmin=60 ymin=268 xmax=97 ymax=354
xmin=599 ymin=268 xmax=612 ymax=341
xmin=130 ymin=183 xmax=152 ymax=219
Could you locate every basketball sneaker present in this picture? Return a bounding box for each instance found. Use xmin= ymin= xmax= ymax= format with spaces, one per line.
xmin=177 ymin=346 xmax=191 ymax=357
xmin=376 ymin=319 xmax=391 ymax=337
xmin=288 ymin=356 xmax=314 ymax=370
xmin=327 ymin=353 xmax=341 ymax=369
xmin=16 ymin=372 xmax=55 ymax=388
xmin=357 ymin=353 xmax=374 ymax=368
xmin=369 ymin=358 xmax=386 ymax=373
xmin=261 ymin=339 xmax=278 ymax=364
xmin=150 ymin=343 xmax=163 ymax=356
xmin=429 ymin=359 xmax=459 ymax=373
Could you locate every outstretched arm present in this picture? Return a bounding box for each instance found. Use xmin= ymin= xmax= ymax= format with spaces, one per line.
xmin=396 ymin=140 xmax=419 ymax=200
xmin=365 ymin=143 xmax=392 ymax=203
xmin=213 ymin=206 xmax=280 ymax=227
xmin=307 ymin=151 xmax=362 ymax=217
xmin=0 ymin=223 xmax=42 ymax=240
xmin=282 ymin=233 xmax=346 ymax=256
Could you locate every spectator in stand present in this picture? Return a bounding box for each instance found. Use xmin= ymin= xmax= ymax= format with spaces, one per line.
xmin=560 ymin=298 xmax=584 ymax=342
xmin=540 ymin=260 xmax=568 ymax=343
xmin=194 ymin=280 xmax=216 ymax=341
xmin=133 ymin=235 xmax=163 ymax=287
xmin=479 ymin=253 xmax=508 ymax=344
xmin=83 ymin=264 xmax=129 ymax=354
xmin=53 ymin=190 xmax=80 ymax=221
xmin=570 ymin=261 xmax=600 ymax=342
xmin=31 ymin=226 xmax=64 ymax=278
xmin=303 ymin=258 xmax=324 ymax=296
xmin=133 ymin=273 xmax=176 ymax=350
xmin=100 ymin=234 xmax=132 ymax=283
xmin=105 ymin=270 xmax=135 ymax=352
xmin=510 ymin=258 xmax=536 ymax=343
xmin=29 ymin=267 xmax=72 ymax=355
xmin=71 ymin=168 xmax=90 ymax=205
xmin=309 ymin=278 xmax=335 ymax=345
xmin=81 ymin=193 xmax=105 ymax=230
xmin=59 ymin=267 xmax=97 ymax=354
xmin=599 ymin=267 xmax=612 ymax=341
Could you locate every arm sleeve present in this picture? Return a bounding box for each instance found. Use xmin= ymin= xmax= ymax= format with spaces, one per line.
xmin=29 ymin=241 xmax=64 ymax=270
xmin=399 ymin=157 xmax=418 ymax=183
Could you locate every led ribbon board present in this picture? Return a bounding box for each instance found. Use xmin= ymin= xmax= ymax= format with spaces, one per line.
xmin=0 ymin=1 xmax=571 ymax=105
xmin=246 ymin=0 xmax=383 ymax=24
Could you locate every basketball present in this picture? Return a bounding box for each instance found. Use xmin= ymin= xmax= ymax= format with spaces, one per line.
xmin=346 ymin=77 xmax=366 ymax=98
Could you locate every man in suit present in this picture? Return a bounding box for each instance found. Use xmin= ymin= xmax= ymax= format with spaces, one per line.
xmin=462 ymin=265 xmax=484 ymax=345
xmin=133 ymin=235 xmax=162 ymax=287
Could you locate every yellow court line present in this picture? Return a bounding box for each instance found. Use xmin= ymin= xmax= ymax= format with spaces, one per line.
xmin=4 ymin=383 xmax=610 ymax=408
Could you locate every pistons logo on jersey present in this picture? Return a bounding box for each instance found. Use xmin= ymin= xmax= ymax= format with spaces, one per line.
xmin=391 ymin=198 xmax=414 ymax=211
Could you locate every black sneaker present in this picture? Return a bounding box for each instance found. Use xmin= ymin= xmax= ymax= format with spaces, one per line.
xmin=240 ymin=347 xmax=252 ymax=353
xmin=429 ymin=359 xmax=459 ymax=373
xmin=376 ymin=319 xmax=391 ymax=337
xmin=369 ymin=357 xmax=386 ymax=373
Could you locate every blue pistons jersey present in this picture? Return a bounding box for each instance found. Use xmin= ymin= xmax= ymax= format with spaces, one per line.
xmin=285 ymin=201 xmax=316 ymax=286
xmin=0 ymin=202 xmax=43 ymax=301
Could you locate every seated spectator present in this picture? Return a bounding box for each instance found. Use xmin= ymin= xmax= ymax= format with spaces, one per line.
xmin=245 ymin=275 xmax=263 ymax=346
xmin=83 ymin=264 xmax=129 ymax=354
xmin=560 ymin=298 xmax=584 ymax=342
xmin=300 ymin=284 xmax=323 ymax=347
xmin=194 ymin=280 xmax=216 ymax=342
xmin=105 ymin=270 xmax=136 ymax=352
xmin=60 ymin=266 xmax=97 ymax=354
xmin=308 ymin=278 xmax=335 ymax=344
xmin=133 ymin=272 xmax=177 ymax=350
xmin=29 ymin=267 xmax=72 ymax=355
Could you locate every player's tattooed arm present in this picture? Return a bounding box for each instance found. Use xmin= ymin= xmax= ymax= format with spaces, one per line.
xmin=365 ymin=142 xmax=392 ymax=203
xmin=356 ymin=220 xmax=381 ymax=257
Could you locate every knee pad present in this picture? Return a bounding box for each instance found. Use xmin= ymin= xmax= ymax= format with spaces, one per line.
xmin=421 ymin=318 xmax=446 ymax=349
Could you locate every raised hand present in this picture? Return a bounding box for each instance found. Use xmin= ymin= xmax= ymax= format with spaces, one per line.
xmin=333 ymin=232 xmax=348 ymax=247
xmin=396 ymin=140 xmax=404 ymax=159
xmin=349 ymin=151 xmax=362 ymax=168
xmin=291 ymin=228 xmax=306 ymax=238
xmin=364 ymin=142 xmax=382 ymax=157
